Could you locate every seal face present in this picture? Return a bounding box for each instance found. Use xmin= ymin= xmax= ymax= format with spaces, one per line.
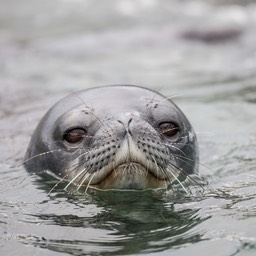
xmin=24 ymin=85 xmax=199 ymax=190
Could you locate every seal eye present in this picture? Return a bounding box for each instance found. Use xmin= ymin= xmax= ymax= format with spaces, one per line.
xmin=63 ymin=129 xmax=87 ymax=144
xmin=159 ymin=122 xmax=179 ymax=137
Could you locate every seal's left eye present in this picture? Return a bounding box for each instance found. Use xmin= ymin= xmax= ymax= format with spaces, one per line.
xmin=63 ymin=129 xmax=87 ymax=144
xmin=159 ymin=122 xmax=179 ymax=138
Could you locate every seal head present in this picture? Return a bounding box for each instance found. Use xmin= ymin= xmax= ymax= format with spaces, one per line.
xmin=24 ymin=85 xmax=198 ymax=190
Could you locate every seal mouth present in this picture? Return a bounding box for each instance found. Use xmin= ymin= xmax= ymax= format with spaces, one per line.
xmin=90 ymin=162 xmax=169 ymax=190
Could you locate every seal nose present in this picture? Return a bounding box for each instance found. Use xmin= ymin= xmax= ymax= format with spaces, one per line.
xmin=117 ymin=117 xmax=133 ymax=136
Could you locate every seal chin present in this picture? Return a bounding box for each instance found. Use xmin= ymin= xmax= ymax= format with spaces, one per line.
xmin=91 ymin=162 xmax=168 ymax=190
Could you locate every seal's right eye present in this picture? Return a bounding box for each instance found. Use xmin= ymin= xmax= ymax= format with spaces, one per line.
xmin=63 ymin=129 xmax=87 ymax=144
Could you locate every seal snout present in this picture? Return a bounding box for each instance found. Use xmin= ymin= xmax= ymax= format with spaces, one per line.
xmin=89 ymin=115 xmax=172 ymax=190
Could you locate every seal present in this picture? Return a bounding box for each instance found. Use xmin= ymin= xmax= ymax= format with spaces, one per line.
xmin=24 ymin=85 xmax=199 ymax=191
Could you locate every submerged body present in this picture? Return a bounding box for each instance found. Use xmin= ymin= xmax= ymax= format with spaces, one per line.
xmin=24 ymin=85 xmax=199 ymax=190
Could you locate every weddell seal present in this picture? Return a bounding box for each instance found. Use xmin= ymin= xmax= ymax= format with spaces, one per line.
xmin=24 ymin=85 xmax=199 ymax=191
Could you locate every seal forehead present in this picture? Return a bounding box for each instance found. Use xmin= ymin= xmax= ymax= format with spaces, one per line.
xmin=42 ymin=86 xmax=152 ymax=131
xmin=47 ymin=85 xmax=186 ymax=129
xmin=78 ymin=86 xmax=159 ymax=109
xmin=55 ymin=86 xmax=164 ymax=118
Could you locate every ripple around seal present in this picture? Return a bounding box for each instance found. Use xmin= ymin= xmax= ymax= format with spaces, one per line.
xmin=0 ymin=165 xmax=206 ymax=255
xmin=1 ymin=159 xmax=256 ymax=255
xmin=5 ymin=191 xmax=208 ymax=256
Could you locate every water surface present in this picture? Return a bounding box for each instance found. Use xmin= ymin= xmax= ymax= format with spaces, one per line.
xmin=0 ymin=0 xmax=256 ymax=255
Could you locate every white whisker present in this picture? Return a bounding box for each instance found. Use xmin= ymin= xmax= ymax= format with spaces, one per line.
xmin=166 ymin=166 xmax=189 ymax=194
xmin=77 ymin=172 xmax=91 ymax=191
xmin=64 ymin=168 xmax=87 ymax=191
xmin=85 ymin=173 xmax=96 ymax=193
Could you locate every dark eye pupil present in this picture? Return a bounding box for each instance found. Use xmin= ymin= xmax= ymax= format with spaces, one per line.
xmin=63 ymin=129 xmax=86 ymax=144
xmin=159 ymin=122 xmax=179 ymax=137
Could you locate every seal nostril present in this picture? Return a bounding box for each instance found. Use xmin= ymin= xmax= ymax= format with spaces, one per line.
xmin=127 ymin=118 xmax=133 ymax=135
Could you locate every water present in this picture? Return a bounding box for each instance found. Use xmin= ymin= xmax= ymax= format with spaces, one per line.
xmin=1 ymin=0 xmax=256 ymax=255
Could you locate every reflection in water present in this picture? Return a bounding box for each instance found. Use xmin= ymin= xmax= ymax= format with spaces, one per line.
xmin=26 ymin=187 xmax=207 ymax=255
